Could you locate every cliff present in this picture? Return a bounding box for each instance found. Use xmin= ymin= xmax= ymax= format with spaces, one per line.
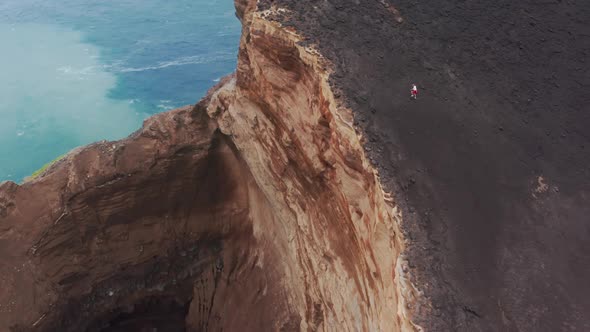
xmin=1 ymin=1 xmax=413 ymax=331
xmin=1 ymin=0 xmax=589 ymax=331
xmin=269 ymin=0 xmax=590 ymax=330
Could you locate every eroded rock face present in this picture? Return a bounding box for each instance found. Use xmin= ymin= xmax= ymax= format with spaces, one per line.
xmin=0 ymin=105 xmax=287 ymax=331
xmin=0 ymin=1 xmax=415 ymax=331
xmin=205 ymin=4 xmax=417 ymax=330
xmin=262 ymin=0 xmax=590 ymax=331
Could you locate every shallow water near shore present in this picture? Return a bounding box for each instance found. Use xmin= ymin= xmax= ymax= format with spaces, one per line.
xmin=0 ymin=0 xmax=240 ymax=182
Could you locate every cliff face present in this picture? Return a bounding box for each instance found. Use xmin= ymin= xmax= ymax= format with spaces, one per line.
xmin=205 ymin=4 xmax=418 ymax=330
xmin=266 ymin=0 xmax=590 ymax=331
xmin=0 ymin=1 xmax=416 ymax=331
xmin=0 ymin=106 xmax=276 ymax=331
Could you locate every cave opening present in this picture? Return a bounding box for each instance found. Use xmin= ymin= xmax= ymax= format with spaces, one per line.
xmin=89 ymin=296 xmax=192 ymax=332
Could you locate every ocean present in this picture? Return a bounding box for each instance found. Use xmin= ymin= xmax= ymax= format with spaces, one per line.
xmin=0 ymin=0 xmax=241 ymax=182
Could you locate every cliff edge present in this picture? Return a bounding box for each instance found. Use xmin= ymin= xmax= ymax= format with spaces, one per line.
xmin=267 ymin=0 xmax=590 ymax=330
xmin=1 ymin=1 xmax=413 ymax=331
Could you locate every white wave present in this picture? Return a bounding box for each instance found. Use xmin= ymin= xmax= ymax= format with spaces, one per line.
xmin=55 ymin=53 xmax=236 ymax=76
xmin=157 ymin=104 xmax=174 ymax=111
xmin=117 ymin=53 xmax=233 ymax=73
xmin=16 ymin=131 xmax=24 ymax=136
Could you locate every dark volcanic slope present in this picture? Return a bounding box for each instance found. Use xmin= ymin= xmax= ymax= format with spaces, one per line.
xmin=265 ymin=0 xmax=590 ymax=331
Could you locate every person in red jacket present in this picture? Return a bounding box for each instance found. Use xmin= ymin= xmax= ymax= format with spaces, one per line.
xmin=411 ymin=83 xmax=418 ymax=100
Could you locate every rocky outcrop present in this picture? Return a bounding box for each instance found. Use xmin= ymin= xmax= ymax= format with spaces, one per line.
xmin=204 ymin=4 xmax=419 ymax=330
xmin=0 ymin=105 xmax=277 ymax=331
xmin=0 ymin=1 xmax=417 ymax=331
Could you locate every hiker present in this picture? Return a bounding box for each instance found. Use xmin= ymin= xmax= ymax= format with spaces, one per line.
xmin=411 ymin=84 xmax=418 ymax=99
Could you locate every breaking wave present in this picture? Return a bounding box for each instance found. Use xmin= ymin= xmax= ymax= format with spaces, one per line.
xmin=116 ymin=53 xmax=234 ymax=73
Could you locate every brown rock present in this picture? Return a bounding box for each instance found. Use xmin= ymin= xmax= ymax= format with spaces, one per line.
xmin=0 ymin=1 xmax=415 ymax=331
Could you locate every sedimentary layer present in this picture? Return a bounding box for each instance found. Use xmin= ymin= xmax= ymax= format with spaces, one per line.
xmin=0 ymin=1 xmax=417 ymax=331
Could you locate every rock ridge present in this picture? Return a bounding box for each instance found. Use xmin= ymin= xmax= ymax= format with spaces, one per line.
xmin=0 ymin=1 xmax=417 ymax=331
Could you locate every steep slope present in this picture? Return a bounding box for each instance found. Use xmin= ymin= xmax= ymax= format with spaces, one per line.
xmin=265 ymin=0 xmax=590 ymax=331
xmin=0 ymin=1 xmax=417 ymax=331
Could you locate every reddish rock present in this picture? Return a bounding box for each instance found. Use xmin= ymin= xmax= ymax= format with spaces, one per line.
xmin=0 ymin=2 xmax=412 ymax=331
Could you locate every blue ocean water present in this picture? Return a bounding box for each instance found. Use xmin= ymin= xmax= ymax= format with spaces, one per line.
xmin=0 ymin=0 xmax=240 ymax=182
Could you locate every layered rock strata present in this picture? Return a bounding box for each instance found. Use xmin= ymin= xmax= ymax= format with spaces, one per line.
xmin=0 ymin=1 xmax=418 ymax=331
xmin=264 ymin=0 xmax=590 ymax=330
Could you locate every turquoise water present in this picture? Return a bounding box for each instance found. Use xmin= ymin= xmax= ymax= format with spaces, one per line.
xmin=0 ymin=0 xmax=240 ymax=182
